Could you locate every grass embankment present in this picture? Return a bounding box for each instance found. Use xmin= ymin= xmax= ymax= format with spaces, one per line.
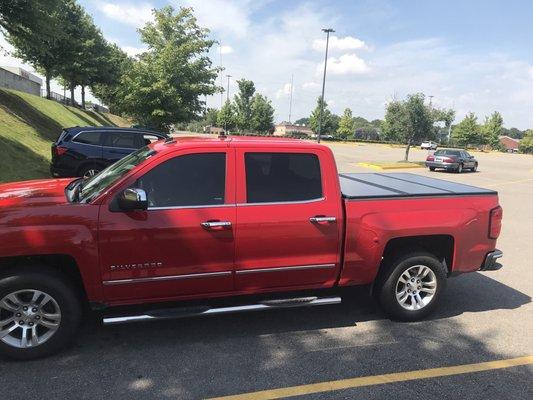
xmin=0 ymin=88 xmax=130 ymax=183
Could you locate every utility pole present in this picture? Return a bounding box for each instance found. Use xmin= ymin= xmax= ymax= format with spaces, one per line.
xmin=288 ymin=74 xmax=294 ymax=123
xmin=219 ymin=45 xmax=223 ymax=108
xmin=317 ymin=28 xmax=334 ymax=143
xmin=226 ymin=74 xmax=232 ymax=102
xmin=428 ymin=95 xmax=434 ymax=108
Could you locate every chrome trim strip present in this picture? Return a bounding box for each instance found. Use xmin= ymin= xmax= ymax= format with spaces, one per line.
xmin=235 ymin=263 xmax=336 ymax=275
xmin=147 ymin=204 xmax=234 ymax=211
xmin=102 ymin=297 xmax=342 ymax=325
xmin=103 ymin=271 xmax=232 ymax=286
xmin=236 ymin=197 xmax=325 ymax=207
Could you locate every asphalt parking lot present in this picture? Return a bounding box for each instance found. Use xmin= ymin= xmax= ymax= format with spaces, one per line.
xmin=1 ymin=142 xmax=532 ymax=399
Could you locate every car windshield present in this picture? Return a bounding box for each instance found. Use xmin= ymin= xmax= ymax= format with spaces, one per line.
xmin=78 ymin=146 xmax=157 ymax=203
xmin=434 ymin=149 xmax=461 ymax=156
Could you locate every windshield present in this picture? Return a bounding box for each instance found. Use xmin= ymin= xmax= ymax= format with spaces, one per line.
xmin=78 ymin=147 xmax=157 ymax=203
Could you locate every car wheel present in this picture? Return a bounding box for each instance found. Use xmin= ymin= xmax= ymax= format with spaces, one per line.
xmin=0 ymin=269 xmax=82 ymax=360
xmin=456 ymin=163 xmax=463 ymax=173
xmin=429 ymin=167 xmax=436 ymax=171
xmin=79 ymin=165 xmax=101 ymax=179
xmin=376 ymin=252 xmax=447 ymax=321
xmin=472 ymin=163 xmax=478 ymax=172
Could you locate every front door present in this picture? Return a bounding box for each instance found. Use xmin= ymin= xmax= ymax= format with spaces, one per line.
xmin=98 ymin=149 xmax=236 ymax=302
xmin=234 ymin=149 xmax=342 ymax=291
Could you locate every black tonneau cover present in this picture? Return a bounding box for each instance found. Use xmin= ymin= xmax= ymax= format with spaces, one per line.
xmin=340 ymin=173 xmax=497 ymax=199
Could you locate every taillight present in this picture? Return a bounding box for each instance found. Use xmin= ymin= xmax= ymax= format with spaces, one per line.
xmin=54 ymin=146 xmax=68 ymax=156
xmin=426 ymin=156 xmax=434 ymax=161
xmin=489 ymin=206 xmax=503 ymax=239
xmin=442 ymin=157 xmax=454 ymax=163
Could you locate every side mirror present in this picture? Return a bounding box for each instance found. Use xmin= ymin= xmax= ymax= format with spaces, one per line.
xmin=117 ymin=188 xmax=148 ymax=211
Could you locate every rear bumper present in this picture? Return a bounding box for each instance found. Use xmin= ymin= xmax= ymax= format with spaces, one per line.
xmin=426 ymin=161 xmax=459 ymax=170
xmin=480 ymin=249 xmax=503 ymax=271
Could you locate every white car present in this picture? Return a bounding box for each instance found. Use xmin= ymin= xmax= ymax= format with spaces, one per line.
xmin=421 ymin=141 xmax=438 ymax=150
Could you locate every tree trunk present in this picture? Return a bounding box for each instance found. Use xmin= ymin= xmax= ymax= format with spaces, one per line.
xmin=81 ymin=85 xmax=86 ymax=109
xmin=45 ymin=74 xmax=51 ymax=99
xmin=404 ymin=140 xmax=412 ymax=161
xmin=70 ymin=83 xmax=75 ymax=106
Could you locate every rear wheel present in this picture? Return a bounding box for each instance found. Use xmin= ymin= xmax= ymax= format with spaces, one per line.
xmin=456 ymin=163 xmax=463 ymax=173
xmin=79 ymin=164 xmax=102 ymax=179
xmin=429 ymin=167 xmax=436 ymax=171
xmin=0 ymin=270 xmax=82 ymax=360
xmin=376 ymin=252 xmax=447 ymax=321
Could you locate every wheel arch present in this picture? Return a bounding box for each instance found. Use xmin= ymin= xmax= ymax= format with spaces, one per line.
xmin=0 ymin=254 xmax=88 ymax=306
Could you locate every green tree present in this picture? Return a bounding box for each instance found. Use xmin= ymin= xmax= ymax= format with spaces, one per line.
xmin=433 ymin=108 xmax=455 ymax=141
xmin=250 ymin=94 xmax=274 ymax=133
xmin=482 ymin=111 xmax=504 ymax=149
xmin=116 ymin=6 xmax=220 ymax=131
xmin=381 ymin=93 xmax=434 ymax=161
xmin=294 ymin=117 xmax=309 ymax=125
xmin=518 ymin=129 xmax=533 ymax=154
xmin=234 ymin=79 xmax=256 ymax=131
xmin=309 ymin=97 xmax=336 ymax=135
xmin=452 ymin=112 xmax=481 ymax=146
xmin=203 ymin=108 xmax=219 ymax=126
xmin=337 ymin=108 xmax=355 ymax=139
xmin=3 ymin=0 xmax=66 ymax=98
xmin=217 ymin=100 xmax=236 ymax=132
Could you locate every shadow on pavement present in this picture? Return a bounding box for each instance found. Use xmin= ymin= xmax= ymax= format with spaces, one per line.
xmin=0 ymin=273 xmax=530 ymax=400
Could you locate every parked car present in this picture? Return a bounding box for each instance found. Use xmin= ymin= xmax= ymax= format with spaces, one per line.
xmin=426 ymin=149 xmax=478 ymax=173
xmin=50 ymin=126 xmax=168 ymax=178
xmin=421 ymin=140 xmax=438 ymax=150
xmin=0 ymin=136 xmax=503 ymax=359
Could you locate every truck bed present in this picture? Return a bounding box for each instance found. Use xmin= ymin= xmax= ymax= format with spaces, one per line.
xmin=339 ymin=172 xmax=497 ymax=199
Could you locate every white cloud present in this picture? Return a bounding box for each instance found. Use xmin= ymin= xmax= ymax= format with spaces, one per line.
xmin=121 ymin=46 xmax=147 ymax=57
xmin=219 ymin=45 xmax=234 ymax=55
xmin=182 ymin=0 xmax=251 ymax=37
xmin=275 ymin=82 xmax=293 ymax=99
xmin=96 ymin=1 xmax=154 ymax=27
xmin=317 ymin=53 xmax=371 ymax=75
xmin=312 ymin=35 xmax=368 ymax=52
xmin=302 ymin=82 xmax=319 ymax=90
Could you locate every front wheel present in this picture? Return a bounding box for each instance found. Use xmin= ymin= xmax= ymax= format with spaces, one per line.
xmin=0 ymin=270 xmax=82 ymax=360
xmin=376 ymin=252 xmax=447 ymax=321
xmin=471 ymin=163 xmax=478 ymax=172
xmin=429 ymin=167 xmax=436 ymax=171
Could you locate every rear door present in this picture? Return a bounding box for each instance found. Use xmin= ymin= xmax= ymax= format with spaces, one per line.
xmin=102 ymin=131 xmax=144 ymax=166
xmin=234 ymin=148 xmax=341 ymax=291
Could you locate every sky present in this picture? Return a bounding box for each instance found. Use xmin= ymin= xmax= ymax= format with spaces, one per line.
xmin=1 ymin=0 xmax=533 ymax=129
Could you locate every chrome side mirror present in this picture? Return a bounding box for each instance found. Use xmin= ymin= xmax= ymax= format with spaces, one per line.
xmin=117 ymin=188 xmax=148 ymax=211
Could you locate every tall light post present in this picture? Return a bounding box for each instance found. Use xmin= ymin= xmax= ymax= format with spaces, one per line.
xmin=226 ymin=74 xmax=232 ymax=102
xmin=317 ymin=28 xmax=334 ymax=143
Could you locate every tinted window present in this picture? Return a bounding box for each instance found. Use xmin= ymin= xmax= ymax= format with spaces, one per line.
xmin=73 ymin=131 xmax=101 ymax=145
xmin=434 ymin=149 xmax=461 ymax=156
xmin=245 ymin=153 xmax=322 ymax=203
xmin=137 ymin=153 xmax=226 ymax=207
xmin=103 ymin=132 xmax=141 ymax=149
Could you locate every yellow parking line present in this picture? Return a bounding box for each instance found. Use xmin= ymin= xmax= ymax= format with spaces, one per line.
xmin=208 ymin=355 xmax=533 ymax=400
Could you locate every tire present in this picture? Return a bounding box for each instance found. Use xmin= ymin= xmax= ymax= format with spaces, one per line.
xmin=472 ymin=163 xmax=478 ymax=172
xmin=376 ymin=252 xmax=447 ymax=321
xmin=78 ymin=164 xmax=102 ymax=179
xmin=456 ymin=163 xmax=463 ymax=173
xmin=429 ymin=167 xmax=436 ymax=171
xmin=0 ymin=269 xmax=82 ymax=360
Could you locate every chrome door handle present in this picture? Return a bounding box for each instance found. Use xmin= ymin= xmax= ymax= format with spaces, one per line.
xmin=201 ymin=221 xmax=232 ymax=229
xmin=309 ymin=216 xmax=336 ymax=223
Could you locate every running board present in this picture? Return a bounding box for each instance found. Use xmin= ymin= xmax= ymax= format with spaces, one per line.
xmin=102 ymin=296 xmax=342 ymax=325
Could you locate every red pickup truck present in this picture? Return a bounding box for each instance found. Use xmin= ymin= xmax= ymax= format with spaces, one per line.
xmin=0 ymin=136 xmax=503 ymax=359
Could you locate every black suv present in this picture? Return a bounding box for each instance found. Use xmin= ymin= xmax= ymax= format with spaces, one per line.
xmin=50 ymin=126 xmax=168 ymax=178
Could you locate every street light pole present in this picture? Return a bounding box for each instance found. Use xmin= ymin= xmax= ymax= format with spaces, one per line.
xmin=226 ymin=74 xmax=232 ymax=102
xmin=317 ymin=28 xmax=334 ymax=143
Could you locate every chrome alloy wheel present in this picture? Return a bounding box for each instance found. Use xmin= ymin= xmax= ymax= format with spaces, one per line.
xmin=83 ymin=169 xmax=99 ymax=179
xmin=395 ymin=265 xmax=437 ymax=311
xmin=0 ymin=289 xmax=61 ymax=349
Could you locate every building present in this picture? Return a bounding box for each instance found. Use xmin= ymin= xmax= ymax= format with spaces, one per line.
xmin=274 ymin=122 xmax=313 ymax=137
xmin=499 ymin=136 xmax=520 ymax=152
xmin=0 ymin=66 xmax=42 ymax=96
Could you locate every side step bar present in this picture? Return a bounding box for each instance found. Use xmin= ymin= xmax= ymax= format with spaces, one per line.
xmin=103 ymin=296 xmax=342 ymax=325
